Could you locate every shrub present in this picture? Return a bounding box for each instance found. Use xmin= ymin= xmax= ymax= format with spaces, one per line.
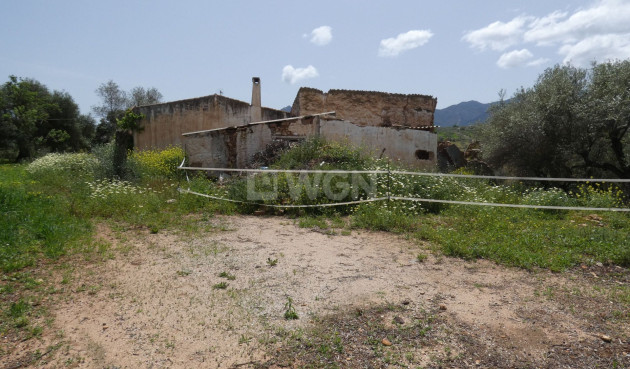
xmin=26 ymin=153 xmax=96 ymax=185
xmin=128 ymin=146 xmax=186 ymax=181
xmin=573 ymin=182 xmax=625 ymax=208
xmin=91 ymin=142 xmax=117 ymax=180
xmin=272 ymin=138 xmax=376 ymax=171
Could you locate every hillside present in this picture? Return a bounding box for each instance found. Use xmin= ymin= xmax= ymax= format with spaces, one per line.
xmin=434 ymin=100 xmax=492 ymax=127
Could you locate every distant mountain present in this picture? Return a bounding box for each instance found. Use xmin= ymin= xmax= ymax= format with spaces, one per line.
xmin=280 ymin=105 xmax=292 ymax=113
xmin=434 ymin=100 xmax=492 ymax=127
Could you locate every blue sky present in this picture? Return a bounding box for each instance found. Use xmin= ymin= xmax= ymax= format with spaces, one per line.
xmin=2 ymin=0 xmax=630 ymax=115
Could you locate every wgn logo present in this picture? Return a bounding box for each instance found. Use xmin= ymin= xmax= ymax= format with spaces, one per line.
xmin=246 ymin=171 xmax=377 ymax=202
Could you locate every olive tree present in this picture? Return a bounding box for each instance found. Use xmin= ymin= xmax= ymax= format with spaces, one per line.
xmin=483 ymin=60 xmax=630 ymax=179
xmin=92 ymin=81 xmax=162 ymax=145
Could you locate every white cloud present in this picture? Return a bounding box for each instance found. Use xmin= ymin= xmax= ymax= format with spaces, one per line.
xmin=524 ymin=0 xmax=630 ymax=45
xmin=378 ymin=30 xmax=434 ymax=57
xmin=559 ymin=33 xmax=630 ymax=65
xmin=281 ymin=65 xmax=319 ymax=84
xmin=308 ymin=26 xmax=333 ymax=46
xmin=496 ymin=49 xmax=534 ymax=69
xmin=466 ymin=0 xmax=630 ymax=67
xmin=463 ymin=16 xmax=530 ymax=51
xmin=527 ymin=57 xmax=549 ymax=67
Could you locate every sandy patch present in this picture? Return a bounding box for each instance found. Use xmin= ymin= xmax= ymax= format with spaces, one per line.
xmin=7 ymin=215 xmax=627 ymax=368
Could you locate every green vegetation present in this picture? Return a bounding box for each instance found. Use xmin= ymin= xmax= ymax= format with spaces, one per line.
xmin=436 ymin=125 xmax=483 ymax=149
xmin=483 ymin=60 xmax=630 ymax=179
xmin=418 ymin=206 xmax=630 ymax=271
xmin=218 ymin=271 xmax=236 ymax=280
xmin=200 ymin=137 xmax=628 ymax=272
xmin=1 ymin=98 xmax=629 ymax=352
xmin=3 ymin=139 xmax=628 ymax=279
xmin=0 ymin=76 xmax=96 ymax=161
xmin=272 ymin=303 xmax=439 ymax=368
xmin=283 ymin=297 xmax=299 ymax=320
xmin=0 ymin=76 xmax=163 ymax=163
xmin=0 ymin=164 xmax=91 ymax=272
xmin=212 ymin=282 xmax=229 ymax=290
xmin=0 ymin=146 xmax=212 ymax=341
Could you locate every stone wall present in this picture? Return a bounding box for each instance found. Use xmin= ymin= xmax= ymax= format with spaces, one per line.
xmin=183 ymin=115 xmax=436 ymax=169
xmin=183 ymin=117 xmax=317 ymax=169
xmin=291 ymin=88 xmax=437 ymax=129
xmin=133 ymin=94 xmax=288 ymax=150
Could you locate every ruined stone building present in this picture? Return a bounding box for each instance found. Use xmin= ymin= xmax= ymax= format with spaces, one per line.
xmin=133 ymin=78 xmax=438 ymax=169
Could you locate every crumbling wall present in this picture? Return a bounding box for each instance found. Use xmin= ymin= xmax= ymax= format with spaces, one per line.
xmin=184 ymin=117 xmax=317 ymax=168
xmin=320 ymin=118 xmax=436 ymax=167
xmin=291 ymin=87 xmax=437 ymax=129
xmin=133 ymin=94 xmax=287 ymax=150
xmin=184 ymin=116 xmax=436 ymax=169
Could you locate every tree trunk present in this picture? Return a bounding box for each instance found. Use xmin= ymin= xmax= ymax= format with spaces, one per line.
xmin=112 ymin=130 xmax=133 ymax=178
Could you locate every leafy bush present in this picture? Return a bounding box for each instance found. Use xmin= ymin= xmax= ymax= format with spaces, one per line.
xmin=128 ymin=146 xmax=186 ymax=181
xmin=212 ymin=138 xmax=386 ymax=215
xmin=272 ymin=138 xmax=375 ymax=171
xmin=91 ymin=142 xmax=117 ymax=180
xmin=26 ymin=152 xmax=96 ymax=185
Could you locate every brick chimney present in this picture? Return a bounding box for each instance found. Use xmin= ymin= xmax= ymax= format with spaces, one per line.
xmin=251 ymin=77 xmax=262 ymax=122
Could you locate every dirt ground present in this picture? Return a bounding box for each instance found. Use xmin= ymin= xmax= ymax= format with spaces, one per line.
xmin=4 ymin=215 xmax=629 ymax=368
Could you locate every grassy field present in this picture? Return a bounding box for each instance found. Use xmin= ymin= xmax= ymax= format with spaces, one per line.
xmin=1 ymin=140 xmax=629 ymax=366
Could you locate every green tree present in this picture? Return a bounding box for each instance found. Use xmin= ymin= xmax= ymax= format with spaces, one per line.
xmin=38 ymin=91 xmax=95 ymax=153
xmin=92 ymin=80 xmax=127 ymax=145
xmin=483 ymin=60 xmax=630 ymax=179
xmin=128 ymin=86 xmax=163 ymax=107
xmin=92 ymin=81 xmax=162 ymax=145
xmin=0 ymin=76 xmax=95 ymax=161
xmin=0 ymin=76 xmax=53 ymax=160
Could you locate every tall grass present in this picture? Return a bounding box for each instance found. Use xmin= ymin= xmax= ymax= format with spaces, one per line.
xmin=418 ymin=206 xmax=630 ymax=271
xmin=0 ymin=165 xmax=91 ymax=272
xmin=1 ymin=146 xmax=208 ymax=274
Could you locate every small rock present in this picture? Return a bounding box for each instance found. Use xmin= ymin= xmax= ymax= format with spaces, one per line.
xmin=439 ymin=304 xmax=447 ymax=311
xmin=600 ymin=334 xmax=612 ymax=343
xmin=475 ymin=359 xmax=481 ymax=366
xmin=595 ymin=262 xmax=604 ymax=267
xmin=393 ymin=316 xmax=405 ymax=325
xmin=382 ymin=338 xmax=392 ymax=346
xmin=166 ymin=199 xmax=176 ymax=204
